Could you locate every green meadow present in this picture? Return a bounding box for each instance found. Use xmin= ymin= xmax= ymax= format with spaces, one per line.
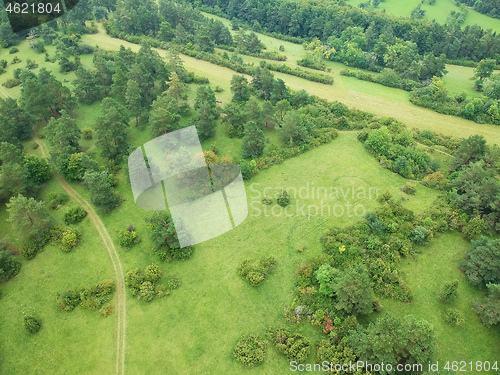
xmin=345 ymin=0 xmax=500 ymax=34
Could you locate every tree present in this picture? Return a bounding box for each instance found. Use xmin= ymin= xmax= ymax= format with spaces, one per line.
xmin=472 ymin=283 xmax=500 ymax=327
xmin=0 ymin=160 xmax=30 ymax=201
xmin=194 ymin=24 xmax=215 ymax=53
xmin=222 ymin=102 xmax=247 ymax=137
xmin=252 ymin=67 xmax=274 ymax=100
xmin=83 ymin=171 xmax=120 ymax=213
xmin=347 ymin=314 xmax=435 ymax=370
xmin=450 ymin=134 xmax=487 ymax=172
xmin=0 ymin=98 xmax=34 ymax=144
xmin=483 ymin=74 xmax=500 ymax=99
xmin=241 ymin=121 xmax=265 ymax=159
xmin=231 ymin=75 xmax=251 ymax=102
xmin=165 ymin=71 xmax=189 ymax=114
xmin=472 ymin=59 xmax=496 ymax=90
xmin=365 ymin=126 xmax=392 ymax=156
xmin=460 ymin=236 xmax=500 ymax=286
xmin=45 ymin=110 xmax=81 ymax=162
xmin=149 ymin=94 xmax=181 ymax=137
xmin=73 ymin=67 xmax=101 ymax=104
xmin=194 ymin=85 xmax=219 ymax=141
xmin=270 ymin=78 xmax=290 ymax=104
xmin=280 ymin=111 xmax=308 ymax=146
xmin=126 ymin=79 xmax=143 ymax=127
xmin=331 ymin=264 xmax=374 ymax=315
xmin=23 ymin=155 xmax=51 ymax=185
xmin=110 ymin=67 xmax=128 ymax=102
xmin=7 ymin=194 xmax=54 ymax=245
xmin=94 ymin=98 xmax=129 ymax=160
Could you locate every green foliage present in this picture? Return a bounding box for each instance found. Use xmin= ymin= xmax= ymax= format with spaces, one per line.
xmin=83 ymin=171 xmax=120 ymax=213
xmin=7 ymin=194 xmax=54 ymax=246
xmin=23 ymin=315 xmax=41 ymax=334
xmin=462 ymin=216 xmax=485 ymax=241
xmin=410 ymin=226 xmax=431 ymax=245
xmin=125 ymin=264 xmax=170 ymax=302
xmin=241 ymin=121 xmax=265 ymax=159
xmin=118 ymin=229 xmax=140 ymax=249
xmin=145 ymin=212 xmax=193 ymax=261
xmin=233 ymin=334 xmax=267 ymax=367
xmin=23 ymin=155 xmax=51 ymax=185
xmin=401 ymin=183 xmax=416 ymax=195
xmin=472 ymin=283 xmax=500 ymax=327
xmin=230 ymin=75 xmax=250 ymax=102
xmin=59 ymin=229 xmax=80 ymax=252
xmin=332 ymin=264 xmax=375 ymax=316
xmin=444 ymin=308 xmax=465 ymax=326
xmin=366 ymin=126 xmax=392 ymax=156
xmin=237 ymin=256 xmax=277 ymax=286
xmin=47 ymin=192 xmax=69 ymax=210
xmin=63 ymin=207 xmax=87 ymax=225
xmin=267 ymin=328 xmax=311 ymax=363
xmin=0 ymin=250 xmax=21 ymax=282
xmin=439 ymin=281 xmax=458 ymax=303
xmin=56 ymin=279 xmax=114 ymax=312
xmin=460 ymin=236 xmax=500 ymax=286
xmin=347 ymin=314 xmax=435 ymax=367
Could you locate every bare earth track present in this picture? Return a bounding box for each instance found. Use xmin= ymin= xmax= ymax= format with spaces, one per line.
xmin=34 ymin=135 xmax=127 ymax=375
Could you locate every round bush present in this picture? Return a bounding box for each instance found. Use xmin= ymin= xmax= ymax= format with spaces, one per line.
xmin=276 ymin=190 xmax=290 ymax=207
xmin=140 ymin=281 xmax=155 ymax=302
xmin=23 ymin=315 xmax=41 ymax=334
xmin=233 ymin=334 xmax=267 ymax=367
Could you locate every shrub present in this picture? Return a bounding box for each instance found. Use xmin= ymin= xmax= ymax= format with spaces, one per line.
xmin=64 ymin=207 xmax=87 ymax=224
xmin=262 ymin=196 xmax=273 ymax=205
xmin=60 ymin=229 xmax=80 ymax=252
xmin=20 ymin=243 xmax=40 ymax=260
xmin=118 ymin=230 xmax=140 ymax=249
xmin=0 ymin=250 xmax=21 ymax=282
xmin=410 ymin=226 xmax=431 ymax=245
xmin=444 ymin=308 xmax=465 ymax=325
xmin=267 ymin=328 xmax=311 ymax=362
xmin=56 ymin=279 xmax=114 ymax=312
xmin=9 ymin=47 xmax=18 ymax=54
xmin=100 ymin=304 xmax=113 ymax=317
xmin=238 ymin=256 xmax=277 ymax=286
xmin=401 ymin=183 xmax=416 ymax=195
xmin=462 ymin=216 xmax=485 ymax=241
xmin=233 ymin=334 xmax=267 ymax=367
xmin=276 ymin=189 xmax=290 ymax=207
xmin=165 ymin=274 xmax=181 ymax=290
xmin=439 ymin=281 xmax=458 ymax=303
xmin=82 ymin=128 xmax=93 ymax=139
xmin=2 ymin=78 xmax=20 ymax=88
xmin=23 ymin=315 xmax=41 ymax=334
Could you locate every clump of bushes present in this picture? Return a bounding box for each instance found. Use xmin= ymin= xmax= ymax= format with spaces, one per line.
xmin=439 ymin=281 xmax=458 ymax=303
xmin=118 ymin=226 xmax=141 ymax=249
xmin=125 ymin=264 xmax=172 ymax=301
xmin=56 ymin=279 xmax=114 ymax=312
xmin=401 ymin=183 xmax=416 ymax=195
xmin=64 ymin=207 xmax=87 ymax=224
xmin=237 ymin=256 xmax=277 ymax=286
xmin=23 ymin=315 xmax=41 ymax=334
xmin=266 ymin=328 xmax=311 ymax=363
xmin=233 ymin=334 xmax=267 ymax=367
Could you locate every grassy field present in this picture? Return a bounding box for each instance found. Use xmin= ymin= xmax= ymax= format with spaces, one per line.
xmin=345 ymin=0 xmax=500 ymax=34
xmin=0 ymin=17 xmax=499 ymax=375
xmin=381 ymin=232 xmax=500 ymax=368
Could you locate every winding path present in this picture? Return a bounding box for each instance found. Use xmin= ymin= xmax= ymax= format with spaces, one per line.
xmin=34 ymin=136 xmax=127 ymax=375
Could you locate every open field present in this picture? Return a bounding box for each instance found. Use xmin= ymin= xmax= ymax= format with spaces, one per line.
xmin=346 ymin=0 xmax=500 ymax=34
